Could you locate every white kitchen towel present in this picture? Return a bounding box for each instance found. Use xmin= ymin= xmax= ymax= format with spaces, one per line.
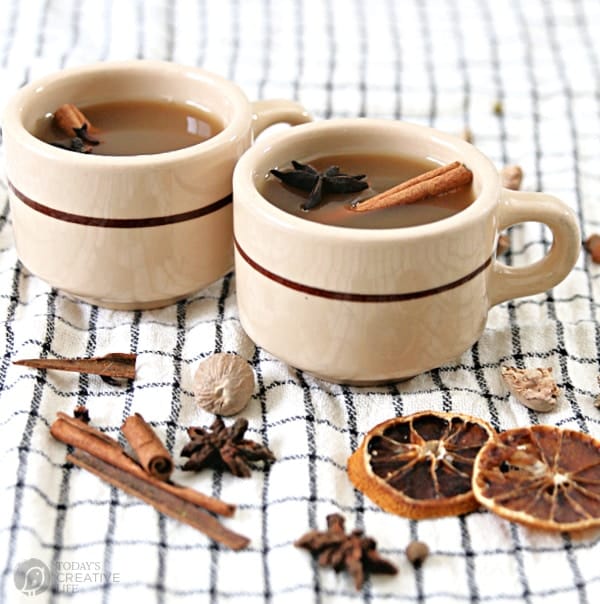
xmin=1 ymin=1 xmax=600 ymax=602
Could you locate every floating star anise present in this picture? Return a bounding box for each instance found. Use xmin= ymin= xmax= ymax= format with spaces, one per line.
xmin=50 ymin=136 xmax=93 ymax=154
xmin=270 ymin=160 xmax=369 ymax=210
xmin=295 ymin=513 xmax=397 ymax=590
xmin=180 ymin=417 xmax=275 ymax=477
xmin=72 ymin=123 xmax=100 ymax=145
xmin=50 ymin=125 xmax=99 ymax=154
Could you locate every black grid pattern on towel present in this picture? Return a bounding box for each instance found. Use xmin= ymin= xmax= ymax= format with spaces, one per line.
xmin=1 ymin=1 xmax=600 ymax=603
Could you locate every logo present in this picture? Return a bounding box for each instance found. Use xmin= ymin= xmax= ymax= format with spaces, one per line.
xmin=13 ymin=557 xmax=121 ymax=595
xmin=13 ymin=558 xmax=51 ymax=597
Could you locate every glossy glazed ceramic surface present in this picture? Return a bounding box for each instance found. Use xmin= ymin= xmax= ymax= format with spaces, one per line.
xmin=233 ymin=119 xmax=581 ymax=383
xmin=3 ymin=60 xmax=311 ymax=309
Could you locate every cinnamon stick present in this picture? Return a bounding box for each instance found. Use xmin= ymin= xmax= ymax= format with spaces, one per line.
xmin=53 ymin=103 xmax=98 ymax=138
xmin=53 ymin=412 xmax=122 ymax=449
xmin=122 ymin=413 xmax=173 ymax=481
xmin=14 ymin=352 xmax=137 ymax=380
xmin=68 ymin=449 xmax=249 ymax=550
xmin=50 ymin=413 xmax=235 ymax=517
xmin=351 ymin=161 xmax=473 ymax=212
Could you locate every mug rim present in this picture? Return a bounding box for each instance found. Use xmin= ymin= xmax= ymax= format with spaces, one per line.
xmin=233 ymin=117 xmax=500 ymax=240
xmin=2 ymin=59 xmax=252 ymax=168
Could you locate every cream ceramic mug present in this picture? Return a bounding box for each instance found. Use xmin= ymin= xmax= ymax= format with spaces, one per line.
xmin=233 ymin=119 xmax=581 ymax=384
xmin=2 ymin=60 xmax=311 ymax=309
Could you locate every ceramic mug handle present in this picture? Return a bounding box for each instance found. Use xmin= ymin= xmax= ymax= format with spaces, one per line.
xmin=488 ymin=189 xmax=581 ymax=307
xmin=251 ymin=99 xmax=312 ymax=137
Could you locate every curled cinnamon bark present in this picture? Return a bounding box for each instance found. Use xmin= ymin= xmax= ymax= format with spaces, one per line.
xmin=14 ymin=352 xmax=136 ymax=380
xmin=53 ymin=103 xmax=98 ymax=139
xmin=352 ymin=161 xmax=473 ymax=213
xmin=50 ymin=413 xmax=235 ymax=517
xmin=68 ymin=449 xmax=249 ymax=550
xmin=121 ymin=413 xmax=173 ymax=481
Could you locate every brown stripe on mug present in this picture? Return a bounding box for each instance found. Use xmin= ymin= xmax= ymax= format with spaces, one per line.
xmin=8 ymin=180 xmax=232 ymax=228
xmin=234 ymin=237 xmax=493 ymax=302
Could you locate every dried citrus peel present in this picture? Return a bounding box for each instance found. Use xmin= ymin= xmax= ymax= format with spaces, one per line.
xmin=347 ymin=411 xmax=496 ymax=520
xmin=473 ymin=425 xmax=600 ymax=532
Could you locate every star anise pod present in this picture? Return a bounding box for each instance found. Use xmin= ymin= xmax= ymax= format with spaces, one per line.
xmin=49 ymin=124 xmax=100 ymax=154
xmin=270 ymin=160 xmax=369 ymax=210
xmin=180 ymin=417 xmax=275 ymax=477
xmin=50 ymin=136 xmax=93 ymax=154
xmin=72 ymin=123 xmax=100 ymax=145
xmin=295 ymin=513 xmax=398 ymax=590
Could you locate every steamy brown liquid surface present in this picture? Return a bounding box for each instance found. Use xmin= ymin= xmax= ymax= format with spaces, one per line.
xmin=261 ymin=153 xmax=476 ymax=229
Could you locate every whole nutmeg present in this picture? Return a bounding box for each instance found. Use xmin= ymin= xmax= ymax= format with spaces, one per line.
xmin=193 ymin=353 xmax=255 ymax=416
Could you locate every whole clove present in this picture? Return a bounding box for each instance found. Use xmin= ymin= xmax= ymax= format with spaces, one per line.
xmin=73 ymin=405 xmax=91 ymax=424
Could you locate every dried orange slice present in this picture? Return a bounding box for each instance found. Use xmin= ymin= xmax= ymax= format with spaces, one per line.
xmin=473 ymin=425 xmax=600 ymax=531
xmin=347 ymin=411 xmax=496 ymax=519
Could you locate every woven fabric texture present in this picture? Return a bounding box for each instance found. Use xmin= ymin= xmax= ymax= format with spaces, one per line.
xmin=1 ymin=1 xmax=600 ymax=602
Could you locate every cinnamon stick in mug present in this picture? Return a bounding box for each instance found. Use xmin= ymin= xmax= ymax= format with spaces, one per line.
xmin=121 ymin=413 xmax=173 ymax=481
xmin=352 ymin=161 xmax=473 ymax=212
xmin=53 ymin=103 xmax=98 ymax=137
